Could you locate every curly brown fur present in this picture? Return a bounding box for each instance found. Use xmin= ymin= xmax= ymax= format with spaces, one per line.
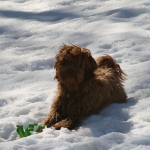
xmin=42 ymin=44 xmax=127 ymax=130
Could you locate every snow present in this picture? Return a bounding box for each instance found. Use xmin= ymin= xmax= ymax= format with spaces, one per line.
xmin=0 ymin=0 xmax=150 ymax=149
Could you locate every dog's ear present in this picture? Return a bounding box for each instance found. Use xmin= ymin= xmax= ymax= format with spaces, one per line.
xmin=81 ymin=48 xmax=97 ymax=79
xmin=54 ymin=72 xmax=58 ymax=80
xmin=54 ymin=63 xmax=58 ymax=80
xmin=54 ymin=56 xmax=60 ymax=80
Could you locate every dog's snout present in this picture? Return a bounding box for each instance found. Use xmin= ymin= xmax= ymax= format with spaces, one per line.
xmin=67 ymin=69 xmax=73 ymax=74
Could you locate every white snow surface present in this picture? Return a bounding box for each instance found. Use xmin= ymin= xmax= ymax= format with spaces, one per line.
xmin=0 ymin=0 xmax=150 ymax=149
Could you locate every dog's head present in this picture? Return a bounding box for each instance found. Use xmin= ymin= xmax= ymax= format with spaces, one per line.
xmin=54 ymin=44 xmax=97 ymax=92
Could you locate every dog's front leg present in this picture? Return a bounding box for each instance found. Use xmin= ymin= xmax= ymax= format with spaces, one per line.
xmin=42 ymin=95 xmax=64 ymax=127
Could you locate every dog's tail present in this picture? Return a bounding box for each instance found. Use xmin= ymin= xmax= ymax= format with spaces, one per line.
xmin=96 ymin=55 xmax=127 ymax=82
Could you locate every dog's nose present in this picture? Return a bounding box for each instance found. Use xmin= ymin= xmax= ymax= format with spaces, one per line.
xmin=67 ymin=69 xmax=73 ymax=74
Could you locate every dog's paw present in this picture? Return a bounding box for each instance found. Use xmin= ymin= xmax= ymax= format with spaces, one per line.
xmin=53 ymin=122 xmax=62 ymax=130
xmin=42 ymin=113 xmax=62 ymax=127
xmin=54 ymin=120 xmax=67 ymax=130
xmin=53 ymin=119 xmax=74 ymax=130
xmin=42 ymin=117 xmax=52 ymax=127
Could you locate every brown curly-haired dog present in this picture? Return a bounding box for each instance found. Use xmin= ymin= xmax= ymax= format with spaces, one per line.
xmin=42 ymin=44 xmax=127 ymax=130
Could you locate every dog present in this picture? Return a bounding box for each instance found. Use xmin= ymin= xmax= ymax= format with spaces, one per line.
xmin=42 ymin=44 xmax=127 ymax=130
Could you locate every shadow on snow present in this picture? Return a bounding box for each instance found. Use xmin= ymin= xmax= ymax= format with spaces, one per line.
xmin=0 ymin=9 xmax=80 ymax=22
xmin=81 ymin=97 xmax=137 ymax=137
